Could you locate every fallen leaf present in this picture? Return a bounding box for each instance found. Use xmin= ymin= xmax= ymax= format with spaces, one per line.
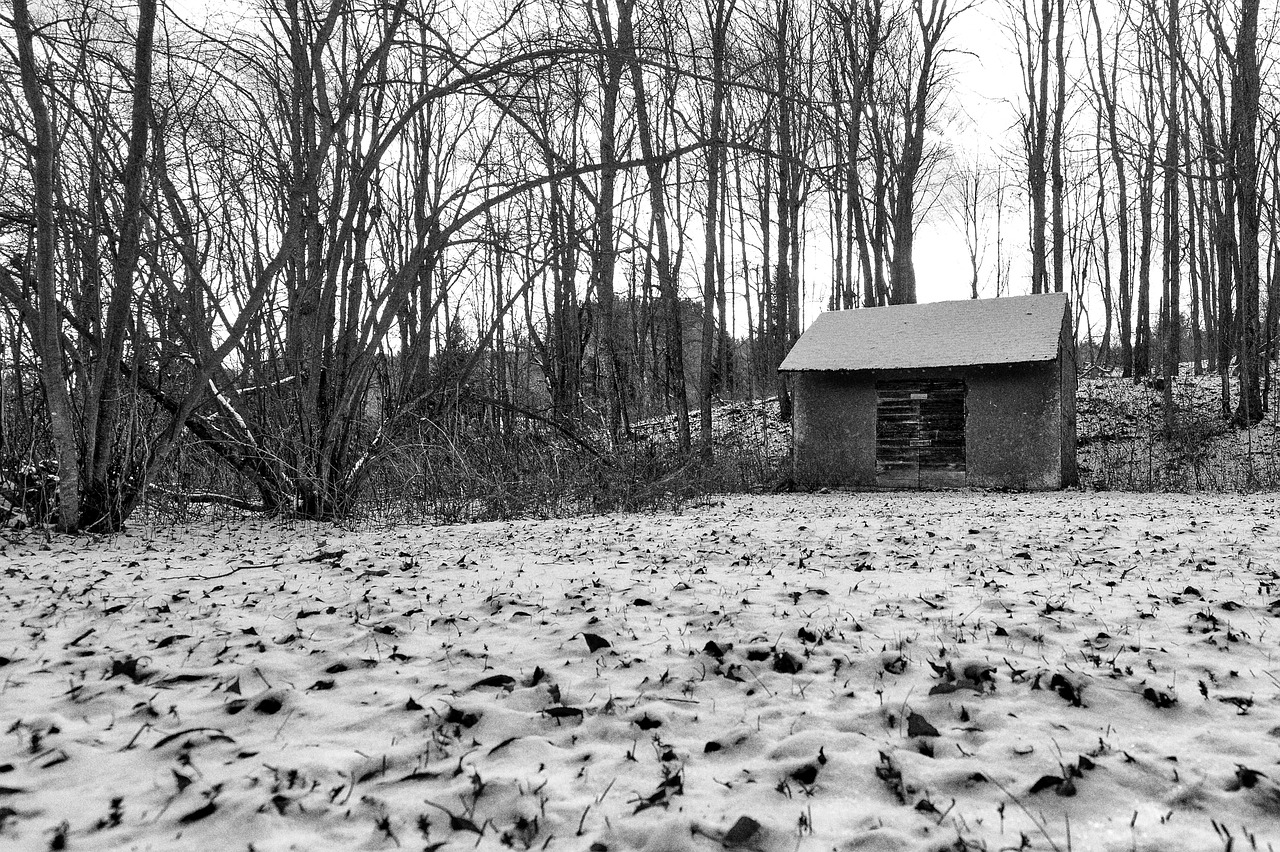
xmin=178 ymin=801 xmax=218 ymax=824
xmin=1029 ymin=775 xmax=1063 ymax=794
xmin=582 ymin=633 xmax=611 ymax=652
xmin=723 ymin=816 xmax=761 ymax=847
xmin=469 ymin=674 xmax=515 ymax=690
xmin=907 ymin=711 xmax=940 ymax=738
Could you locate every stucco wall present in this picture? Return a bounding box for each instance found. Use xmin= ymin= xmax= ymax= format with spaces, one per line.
xmin=791 ymin=372 xmax=877 ymax=486
xmin=964 ymin=363 xmax=1061 ymax=490
xmin=790 ymin=362 xmax=1070 ymax=490
xmin=1058 ymin=312 xmax=1079 ymax=486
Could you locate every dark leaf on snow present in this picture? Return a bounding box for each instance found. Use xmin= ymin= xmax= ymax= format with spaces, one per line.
xmin=469 ymin=674 xmax=516 ymax=690
xmin=178 ymin=801 xmax=218 ymax=824
xmin=450 ymin=814 xmax=483 ymax=834
xmin=907 ymin=711 xmax=940 ymax=738
xmin=545 ymin=706 xmax=583 ymax=718
xmin=1233 ymin=765 xmax=1266 ymax=790
xmin=1029 ymin=775 xmax=1063 ymax=794
xmin=723 ymin=816 xmax=761 ymax=847
xmin=166 ymin=671 xmax=214 ymax=686
xmin=582 ymin=633 xmax=611 ymax=653
xmin=791 ymin=763 xmax=819 ymax=785
xmin=111 ymin=657 xmax=145 ymax=682
xmin=1049 ymin=673 xmax=1084 ymax=706
xmin=444 ymin=707 xmax=480 ymax=727
xmin=488 ymin=737 xmax=518 ymax=755
xmin=633 ymin=770 xmax=683 ymax=813
xmin=772 ymin=651 xmax=802 ymax=674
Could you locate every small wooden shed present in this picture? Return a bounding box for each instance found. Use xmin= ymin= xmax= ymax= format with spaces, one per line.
xmin=779 ymin=293 xmax=1077 ymax=490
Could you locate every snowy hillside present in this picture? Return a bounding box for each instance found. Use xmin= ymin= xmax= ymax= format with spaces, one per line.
xmin=1078 ymin=371 xmax=1280 ymax=491
xmin=2 ymin=493 xmax=1279 ymax=850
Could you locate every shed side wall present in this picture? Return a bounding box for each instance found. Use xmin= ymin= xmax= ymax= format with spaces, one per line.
xmin=1059 ymin=310 xmax=1079 ymax=486
xmin=965 ymin=362 xmax=1062 ymax=489
xmin=792 ymin=373 xmax=877 ymax=485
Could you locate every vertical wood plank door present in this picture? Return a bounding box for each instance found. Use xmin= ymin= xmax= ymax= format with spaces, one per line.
xmin=875 ymin=380 xmax=966 ymax=488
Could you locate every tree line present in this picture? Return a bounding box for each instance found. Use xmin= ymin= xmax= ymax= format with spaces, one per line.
xmin=999 ymin=0 xmax=1275 ymax=434
xmin=0 ymin=0 xmax=1275 ymax=530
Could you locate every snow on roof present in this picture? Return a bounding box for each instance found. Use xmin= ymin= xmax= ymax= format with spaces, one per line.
xmin=779 ymin=292 xmax=1068 ymax=372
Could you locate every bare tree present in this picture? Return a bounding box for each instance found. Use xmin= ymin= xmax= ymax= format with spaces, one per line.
xmin=886 ymin=0 xmax=970 ymax=304
xmin=699 ymin=0 xmax=737 ymax=454
xmin=1231 ymin=0 xmax=1264 ymax=424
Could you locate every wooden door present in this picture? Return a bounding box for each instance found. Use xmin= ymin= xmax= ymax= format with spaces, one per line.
xmin=875 ymin=380 xmax=966 ymax=488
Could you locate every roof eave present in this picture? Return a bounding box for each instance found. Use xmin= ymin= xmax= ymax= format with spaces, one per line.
xmin=778 ymin=356 xmax=1059 ymax=373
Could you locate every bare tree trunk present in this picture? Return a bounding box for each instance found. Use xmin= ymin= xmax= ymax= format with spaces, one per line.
xmin=9 ymin=0 xmax=80 ymax=530
xmin=590 ymin=0 xmax=630 ymax=444
xmin=80 ymin=0 xmax=158 ymax=531
xmin=1049 ymin=0 xmax=1066 ymax=294
xmin=1019 ymin=0 xmax=1053 ymax=295
xmin=1134 ymin=145 xmax=1156 ymax=378
xmin=624 ymin=5 xmax=690 ymax=451
xmin=699 ymin=0 xmax=734 ymax=456
xmin=1184 ymin=108 xmax=1203 ymax=375
xmin=1232 ymin=0 xmax=1263 ymax=425
xmin=1089 ymin=0 xmax=1133 ymax=378
xmin=1160 ymin=0 xmax=1180 ymax=434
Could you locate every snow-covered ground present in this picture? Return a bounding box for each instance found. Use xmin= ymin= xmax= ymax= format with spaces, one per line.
xmin=3 ymin=492 xmax=1279 ymax=851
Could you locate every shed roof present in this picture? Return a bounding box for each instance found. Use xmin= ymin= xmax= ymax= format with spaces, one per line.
xmin=779 ymin=293 xmax=1068 ymax=372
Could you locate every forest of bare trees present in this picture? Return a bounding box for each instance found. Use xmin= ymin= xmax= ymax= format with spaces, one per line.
xmin=0 ymin=0 xmax=1277 ymax=530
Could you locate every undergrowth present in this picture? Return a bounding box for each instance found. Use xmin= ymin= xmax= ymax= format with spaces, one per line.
xmin=12 ymin=369 xmax=1280 ymax=532
xmin=94 ymin=416 xmax=789 ymax=530
xmin=356 ymin=428 xmax=787 ymax=525
xmin=1077 ymin=371 xmax=1280 ymax=492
